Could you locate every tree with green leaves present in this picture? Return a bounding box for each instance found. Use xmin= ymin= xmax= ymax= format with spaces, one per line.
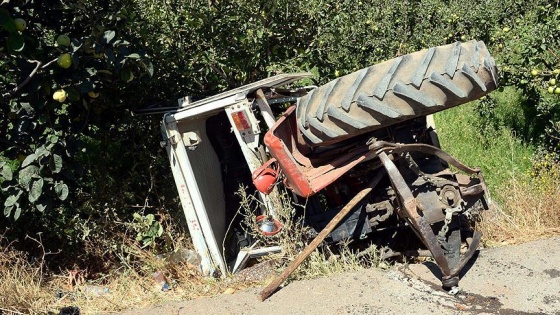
xmin=0 ymin=0 xmax=557 ymax=267
xmin=1 ymin=1 xmax=153 ymax=220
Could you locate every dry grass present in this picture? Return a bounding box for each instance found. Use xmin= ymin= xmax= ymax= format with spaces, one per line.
xmin=236 ymin=186 xmax=380 ymax=281
xmin=3 ymin=162 xmax=559 ymax=314
xmin=0 ymin=237 xmax=254 ymax=315
xmin=290 ymin=243 xmax=380 ymax=281
xmin=480 ymin=159 xmax=560 ymax=246
xmin=435 ymin=101 xmax=560 ymax=245
xmin=0 ymin=187 xmax=378 ymax=314
xmin=0 ymin=242 xmax=374 ymax=315
xmin=0 ymin=243 xmax=55 ymax=314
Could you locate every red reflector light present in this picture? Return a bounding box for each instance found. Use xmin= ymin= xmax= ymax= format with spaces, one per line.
xmin=231 ymin=110 xmax=251 ymax=130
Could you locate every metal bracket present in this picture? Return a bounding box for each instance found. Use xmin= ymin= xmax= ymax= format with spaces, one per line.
xmin=232 ymin=242 xmax=282 ymax=274
xmin=182 ymin=131 xmax=201 ymax=150
xmin=370 ymin=140 xmax=486 ymax=284
xmin=160 ymin=135 xmax=178 ymax=148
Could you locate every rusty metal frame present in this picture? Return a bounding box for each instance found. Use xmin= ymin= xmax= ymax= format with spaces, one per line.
xmin=263 ymin=106 xmax=379 ymax=197
xmin=259 ymin=106 xmax=486 ymax=284
xmin=370 ymin=140 xmax=483 ymax=281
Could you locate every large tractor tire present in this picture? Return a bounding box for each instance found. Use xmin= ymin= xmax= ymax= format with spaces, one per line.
xmin=296 ymin=40 xmax=499 ymax=146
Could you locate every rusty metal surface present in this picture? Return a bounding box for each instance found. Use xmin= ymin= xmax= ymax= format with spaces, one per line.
xmin=262 ymin=106 xmax=379 ymax=197
xmin=378 ymin=151 xmax=451 ymax=276
xmin=372 ymin=141 xmax=486 ymax=283
xmin=368 ymin=141 xmax=481 ymax=175
xmin=258 ymin=112 xmax=488 ymax=287
xmin=260 ymin=170 xmax=387 ymax=301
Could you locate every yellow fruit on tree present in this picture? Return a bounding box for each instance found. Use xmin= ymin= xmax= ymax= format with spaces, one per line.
xmin=531 ymin=69 xmax=539 ymax=76
xmin=57 ymin=53 xmax=72 ymax=69
xmin=56 ymin=35 xmax=71 ymax=47
xmin=550 ymin=79 xmax=557 ymax=86
xmin=53 ymin=89 xmax=67 ymax=102
xmin=548 ymin=86 xmax=555 ymax=94
xmin=14 ymin=18 xmax=26 ymax=31
xmin=88 ymin=91 xmax=99 ymax=98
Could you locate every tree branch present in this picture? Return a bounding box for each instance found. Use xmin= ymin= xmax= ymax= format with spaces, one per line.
xmin=2 ymin=58 xmax=57 ymax=99
xmin=0 ymin=138 xmax=28 ymax=151
xmin=3 ymin=60 xmax=41 ymax=97
xmin=41 ymin=58 xmax=58 ymax=69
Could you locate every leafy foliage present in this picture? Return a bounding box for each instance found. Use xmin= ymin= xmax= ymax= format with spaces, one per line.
xmin=488 ymin=4 xmax=560 ymax=155
xmin=0 ymin=0 xmax=558 ymax=268
xmin=1 ymin=0 xmax=153 ymax=220
xmin=132 ymin=212 xmax=164 ymax=248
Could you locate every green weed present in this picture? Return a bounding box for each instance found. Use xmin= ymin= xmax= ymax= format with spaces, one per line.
xmin=435 ymin=99 xmax=534 ymax=197
xmin=435 ymin=96 xmax=560 ymax=245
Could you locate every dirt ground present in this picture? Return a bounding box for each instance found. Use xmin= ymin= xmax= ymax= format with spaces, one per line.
xmin=121 ymin=237 xmax=560 ymax=315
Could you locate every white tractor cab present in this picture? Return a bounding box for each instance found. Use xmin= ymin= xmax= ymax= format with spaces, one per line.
xmin=160 ymin=73 xmax=312 ymax=276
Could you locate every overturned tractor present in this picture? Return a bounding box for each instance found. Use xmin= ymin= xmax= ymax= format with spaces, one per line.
xmin=158 ymin=40 xmax=498 ymax=292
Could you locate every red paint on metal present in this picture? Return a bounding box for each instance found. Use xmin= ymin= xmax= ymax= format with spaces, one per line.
xmin=252 ymin=159 xmax=279 ymax=194
xmin=263 ymin=107 xmax=314 ymax=196
xmin=261 ymin=106 xmax=378 ymax=198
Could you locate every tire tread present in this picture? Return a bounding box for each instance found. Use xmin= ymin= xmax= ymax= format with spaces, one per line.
xmin=297 ymin=40 xmax=498 ymax=145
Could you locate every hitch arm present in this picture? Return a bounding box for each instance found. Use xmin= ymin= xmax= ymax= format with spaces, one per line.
xmin=377 ymin=151 xmax=451 ymax=276
xmin=374 ymin=143 xmax=483 ymax=286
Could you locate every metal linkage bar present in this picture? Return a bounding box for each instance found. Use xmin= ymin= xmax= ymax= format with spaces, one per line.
xmin=371 ymin=140 xmax=485 ymax=287
xmin=259 ymin=170 xmax=386 ymax=301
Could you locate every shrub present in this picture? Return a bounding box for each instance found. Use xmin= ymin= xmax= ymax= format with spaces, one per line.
xmin=1 ymin=0 xmax=558 ymax=270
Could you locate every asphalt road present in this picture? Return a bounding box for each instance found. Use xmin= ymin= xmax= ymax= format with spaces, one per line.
xmin=122 ymin=236 xmax=560 ymax=315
